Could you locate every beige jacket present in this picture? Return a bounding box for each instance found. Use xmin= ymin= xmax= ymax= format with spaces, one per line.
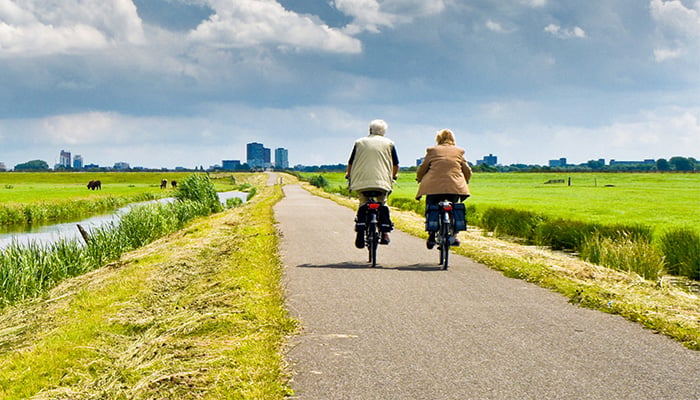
xmin=349 ymin=134 xmax=396 ymax=193
xmin=416 ymin=144 xmax=472 ymax=199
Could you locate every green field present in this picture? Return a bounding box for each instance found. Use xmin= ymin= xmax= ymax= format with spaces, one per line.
xmin=0 ymin=172 xmax=243 ymax=228
xmin=0 ymin=172 xmax=200 ymax=203
xmin=310 ymin=172 xmax=700 ymax=235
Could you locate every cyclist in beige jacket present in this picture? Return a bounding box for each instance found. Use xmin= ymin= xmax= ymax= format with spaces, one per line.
xmin=346 ymin=119 xmax=399 ymax=247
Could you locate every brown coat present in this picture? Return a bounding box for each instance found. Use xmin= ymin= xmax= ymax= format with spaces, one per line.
xmin=415 ymin=144 xmax=472 ymax=199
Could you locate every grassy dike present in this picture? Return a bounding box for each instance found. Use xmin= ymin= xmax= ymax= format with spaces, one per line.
xmin=301 ymin=183 xmax=700 ymax=351
xmin=0 ymin=177 xmax=296 ymax=399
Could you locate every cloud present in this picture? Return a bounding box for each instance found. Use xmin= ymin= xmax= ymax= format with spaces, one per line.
xmin=544 ymin=23 xmax=586 ymax=39
xmin=188 ymin=0 xmax=361 ymax=53
xmin=0 ymin=0 xmax=144 ymax=57
xmin=485 ymin=19 xmax=514 ymax=33
xmin=649 ymin=0 xmax=700 ymax=62
xmin=333 ymin=0 xmax=445 ymax=34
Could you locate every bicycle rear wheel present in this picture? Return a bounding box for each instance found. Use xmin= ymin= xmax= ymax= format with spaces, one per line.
xmin=439 ymin=219 xmax=450 ymax=270
xmin=367 ymin=224 xmax=378 ymax=268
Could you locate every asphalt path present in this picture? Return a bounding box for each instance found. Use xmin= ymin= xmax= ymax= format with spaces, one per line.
xmin=275 ymin=183 xmax=700 ymax=400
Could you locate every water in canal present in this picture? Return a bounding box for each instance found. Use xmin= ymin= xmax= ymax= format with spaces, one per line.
xmin=0 ymin=191 xmax=247 ymax=249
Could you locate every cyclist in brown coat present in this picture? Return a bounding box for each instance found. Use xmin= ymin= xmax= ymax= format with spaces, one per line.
xmin=416 ymin=129 xmax=472 ymax=248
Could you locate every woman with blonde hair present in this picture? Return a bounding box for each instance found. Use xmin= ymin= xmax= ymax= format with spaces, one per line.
xmin=415 ymin=129 xmax=472 ymax=248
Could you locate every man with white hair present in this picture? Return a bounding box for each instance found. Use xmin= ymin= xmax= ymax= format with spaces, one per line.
xmin=346 ymin=119 xmax=399 ymax=248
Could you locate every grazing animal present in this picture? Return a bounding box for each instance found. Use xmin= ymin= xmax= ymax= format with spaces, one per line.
xmin=87 ymin=180 xmax=102 ymax=190
xmin=171 ymin=180 xmax=177 ymax=188
xmin=160 ymin=179 xmax=168 ymax=189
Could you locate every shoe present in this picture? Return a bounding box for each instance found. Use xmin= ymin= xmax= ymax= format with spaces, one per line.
xmin=355 ymin=232 xmax=364 ymax=249
xmin=426 ymin=232 xmax=436 ymax=249
xmin=450 ymin=236 xmax=461 ymax=247
xmin=380 ymin=232 xmax=390 ymax=245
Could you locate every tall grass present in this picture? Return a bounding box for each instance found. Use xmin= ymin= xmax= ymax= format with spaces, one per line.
xmin=0 ymin=194 xmax=159 ymax=228
xmin=0 ymin=175 xmax=218 ymax=308
xmin=659 ymin=229 xmax=700 ymax=280
xmin=174 ymin=174 xmax=222 ymax=213
xmin=580 ymin=235 xmax=664 ymax=280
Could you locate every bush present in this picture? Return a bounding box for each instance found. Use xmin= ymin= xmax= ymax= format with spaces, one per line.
xmin=309 ymin=175 xmax=329 ymax=188
xmin=659 ymin=228 xmax=700 ymax=280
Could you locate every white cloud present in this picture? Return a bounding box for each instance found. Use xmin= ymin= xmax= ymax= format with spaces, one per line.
xmin=333 ymin=0 xmax=445 ymax=34
xmin=189 ymin=0 xmax=361 ymax=53
xmin=0 ymin=0 xmax=143 ymax=57
xmin=520 ymin=0 xmax=547 ymax=7
xmin=649 ymin=0 xmax=700 ymax=62
xmin=544 ymin=23 xmax=587 ymax=39
xmin=486 ymin=19 xmax=508 ymax=33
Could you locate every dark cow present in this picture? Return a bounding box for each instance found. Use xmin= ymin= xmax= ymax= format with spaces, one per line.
xmin=87 ymin=180 xmax=102 ymax=190
xmin=171 ymin=180 xmax=177 ymax=188
xmin=160 ymin=179 xmax=168 ymax=189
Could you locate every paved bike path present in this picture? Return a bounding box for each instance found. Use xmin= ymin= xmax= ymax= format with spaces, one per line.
xmin=275 ymin=184 xmax=700 ymax=399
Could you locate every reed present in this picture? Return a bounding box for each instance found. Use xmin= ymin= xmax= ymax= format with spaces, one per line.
xmin=659 ymin=228 xmax=700 ymax=280
xmin=0 ymin=194 xmax=159 ymax=228
xmin=174 ymin=174 xmax=222 ymax=213
xmin=580 ymin=235 xmax=665 ymax=280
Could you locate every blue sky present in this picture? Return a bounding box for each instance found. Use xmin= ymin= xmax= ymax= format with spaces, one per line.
xmin=0 ymin=0 xmax=698 ymax=169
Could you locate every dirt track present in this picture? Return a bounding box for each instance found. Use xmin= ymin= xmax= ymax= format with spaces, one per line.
xmin=275 ymin=183 xmax=700 ymax=400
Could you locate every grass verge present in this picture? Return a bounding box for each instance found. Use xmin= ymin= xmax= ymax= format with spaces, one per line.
xmin=301 ymin=183 xmax=700 ymax=351
xmin=0 ymin=174 xmax=297 ymax=399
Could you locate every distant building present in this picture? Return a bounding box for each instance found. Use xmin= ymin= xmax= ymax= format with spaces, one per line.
xmin=477 ymin=153 xmax=498 ymax=166
xmin=549 ymin=158 xmax=568 ymax=167
xmin=609 ymin=159 xmax=655 ymax=166
xmin=113 ymin=162 xmax=130 ymax=170
xmin=73 ymin=155 xmax=83 ymax=169
xmin=274 ymin=148 xmax=289 ymax=169
xmin=247 ymin=142 xmax=268 ymax=169
xmin=84 ymin=163 xmax=100 ymax=169
xmin=222 ymin=160 xmax=242 ymax=170
xmin=0 ymin=162 xmax=6 ymax=172
xmin=58 ymin=150 xmax=71 ymax=168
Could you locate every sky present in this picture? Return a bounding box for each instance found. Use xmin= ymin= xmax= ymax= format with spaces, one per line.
xmin=0 ymin=0 xmax=699 ymax=169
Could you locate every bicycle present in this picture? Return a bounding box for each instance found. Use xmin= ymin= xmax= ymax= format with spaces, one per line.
xmin=356 ymin=190 xmax=386 ymax=268
xmin=435 ymin=200 xmax=456 ymax=270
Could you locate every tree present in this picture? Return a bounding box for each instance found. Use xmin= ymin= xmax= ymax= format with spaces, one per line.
xmin=669 ymin=156 xmax=694 ymax=171
xmin=656 ymin=158 xmax=670 ymax=171
xmin=587 ymin=160 xmax=604 ymax=170
xmin=14 ymin=159 xmax=49 ymax=171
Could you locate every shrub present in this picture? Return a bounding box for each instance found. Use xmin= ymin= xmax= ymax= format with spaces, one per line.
xmin=309 ymin=175 xmax=329 ymax=188
xmin=659 ymin=228 xmax=700 ymax=280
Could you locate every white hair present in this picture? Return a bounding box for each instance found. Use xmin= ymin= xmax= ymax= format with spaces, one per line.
xmin=369 ymin=119 xmax=388 ymax=136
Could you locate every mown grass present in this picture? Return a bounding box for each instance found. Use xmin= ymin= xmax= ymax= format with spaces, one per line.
xmin=300 ymin=181 xmax=700 ymax=350
xmin=0 ymin=173 xmax=296 ymax=398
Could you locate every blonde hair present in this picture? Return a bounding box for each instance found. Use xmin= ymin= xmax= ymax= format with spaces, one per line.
xmin=435 ymin=129 xmax=455 ymax=145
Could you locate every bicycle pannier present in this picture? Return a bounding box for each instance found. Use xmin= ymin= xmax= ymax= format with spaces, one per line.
xmin=425 ymin=204 xmax=440 ymax=232
xmin=453 ymin=202 xmax=466 ymax=231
